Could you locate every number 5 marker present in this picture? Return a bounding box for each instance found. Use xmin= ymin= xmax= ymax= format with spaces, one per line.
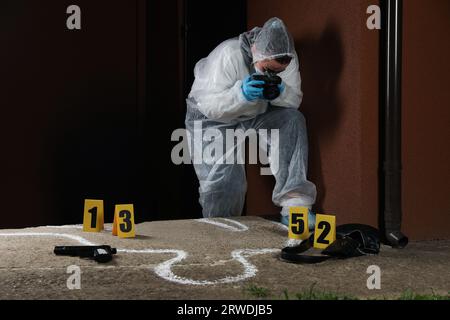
xmin=288 ymin=207 xmax=310 ymax=240
xmin=112 ymin=204 xmax=135 ymax=238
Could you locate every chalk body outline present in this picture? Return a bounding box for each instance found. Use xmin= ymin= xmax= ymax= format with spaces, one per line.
xmin=0 ymin=219 xmax=280 ymax=286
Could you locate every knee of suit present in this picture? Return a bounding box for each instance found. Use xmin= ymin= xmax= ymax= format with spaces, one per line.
xmin=198 ymin=169 xmax=247 ymax=193
xmin=282 ymin=109 xmax=306 ymax=128
xmin=199 ymin=176 xmax=247 ymax=199
xmin=199 ymin=189 xmax=246 ymax=218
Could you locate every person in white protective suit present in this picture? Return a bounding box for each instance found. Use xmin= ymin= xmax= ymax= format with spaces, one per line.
xmin=185 ymin=17 xmax=317 ymax=228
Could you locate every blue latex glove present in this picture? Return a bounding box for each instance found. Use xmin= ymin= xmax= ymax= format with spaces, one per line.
xmin=278 ymin=82 xmax=285 ymax=95
xmin=241 ymin=75 xmax=265 ymax=101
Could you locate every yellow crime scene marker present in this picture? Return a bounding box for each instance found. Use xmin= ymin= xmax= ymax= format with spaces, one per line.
xmin=313 ymin=214 xmax=336 ymax=249
xmin=83 ymin=199 xmax=104 ymax=232
xmin=288 ymin=206 xmax=310 ymax=240
xmin=112 ymin=204 xmax=136 ymax=238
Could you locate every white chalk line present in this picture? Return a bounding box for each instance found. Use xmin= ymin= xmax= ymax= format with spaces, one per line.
xmin=43 ymin=225 xmax=113 ymax=232
xmin=222 ymin=219 xmax=250 ymax=231
xmin=284 ymin=238 xmax=305 ymax=247
xmin=0 ymin=232 xmax=96 ymax=246
xmin=119 ymin=248 xmax=278 ymax=286
xmin=0 ymin=232 xmax=278 ymax=286
xmin=195 ymin=218 xmax=249 ymax=232
xmin=270 ymin=220 xmax=288 ymax=231
xmin=268 ymin=221 xmax=306 ymax=247
xmin=44 ymin=225 xmax=83 ymax=229
xmin=0 ymin=266 xmax=153 ymax=271
xmin=44 ymin=219 xmax=249 ymax=233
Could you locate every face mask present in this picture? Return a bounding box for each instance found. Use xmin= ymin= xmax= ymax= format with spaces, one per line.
xmin=254 ymin=65 xmax=265 ymax=74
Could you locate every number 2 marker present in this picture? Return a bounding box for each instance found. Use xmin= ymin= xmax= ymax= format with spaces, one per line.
xmin=313 ymin=214 xmax=336 ymax=249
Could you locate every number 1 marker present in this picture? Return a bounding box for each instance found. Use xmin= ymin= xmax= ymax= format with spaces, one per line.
xmin=83 ymin=199 xmax=104 ymax=232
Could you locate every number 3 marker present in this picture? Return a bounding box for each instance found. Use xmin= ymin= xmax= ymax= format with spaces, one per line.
xmin=112 ymin=204 xmax=135 ymax=238
xmin=313 ymin=214 xmax=336 ymax=249
xmin=83 ymin=199 xmax=104 ymax=232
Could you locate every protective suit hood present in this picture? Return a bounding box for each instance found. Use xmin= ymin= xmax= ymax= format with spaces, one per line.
xmin=239 ymin=17 xmax=295 ymax=65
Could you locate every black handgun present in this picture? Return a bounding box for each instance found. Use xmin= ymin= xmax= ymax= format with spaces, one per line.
xmin=54 ymin=245 xmax=117 ymax=263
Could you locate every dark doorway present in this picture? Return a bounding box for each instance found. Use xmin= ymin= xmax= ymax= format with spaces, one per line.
xmin=145 ymin=0 xmax=247 ymax=221
xmin=181 ymin=0 xmax=248 ymax=218
xmin=182 ymin=1 xmax=248 ymax=96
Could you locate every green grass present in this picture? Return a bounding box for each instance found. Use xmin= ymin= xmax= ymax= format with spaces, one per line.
xmin=244 ymin=284 xmax=271 ymax=298
xmin=245 ymin=283 xmax=449 ymax=300
xmin=294 ymin=290 xmax=357 ymax=300
xmin=398 ymin=289 xmax=450 ymax=300
xmin=283 ymin=283 xmax=358 ymax=300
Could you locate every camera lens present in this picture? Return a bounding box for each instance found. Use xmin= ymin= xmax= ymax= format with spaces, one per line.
xmin=264 ymin=85 xmax=280 ymax=100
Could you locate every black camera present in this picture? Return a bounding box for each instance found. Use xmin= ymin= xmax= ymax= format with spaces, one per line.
xmin=251 ymin=73 xmax=282 ymax=100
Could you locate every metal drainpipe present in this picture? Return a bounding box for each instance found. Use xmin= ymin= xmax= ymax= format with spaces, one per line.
xmin=380 ymin=0 xmax=408 ymax=248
